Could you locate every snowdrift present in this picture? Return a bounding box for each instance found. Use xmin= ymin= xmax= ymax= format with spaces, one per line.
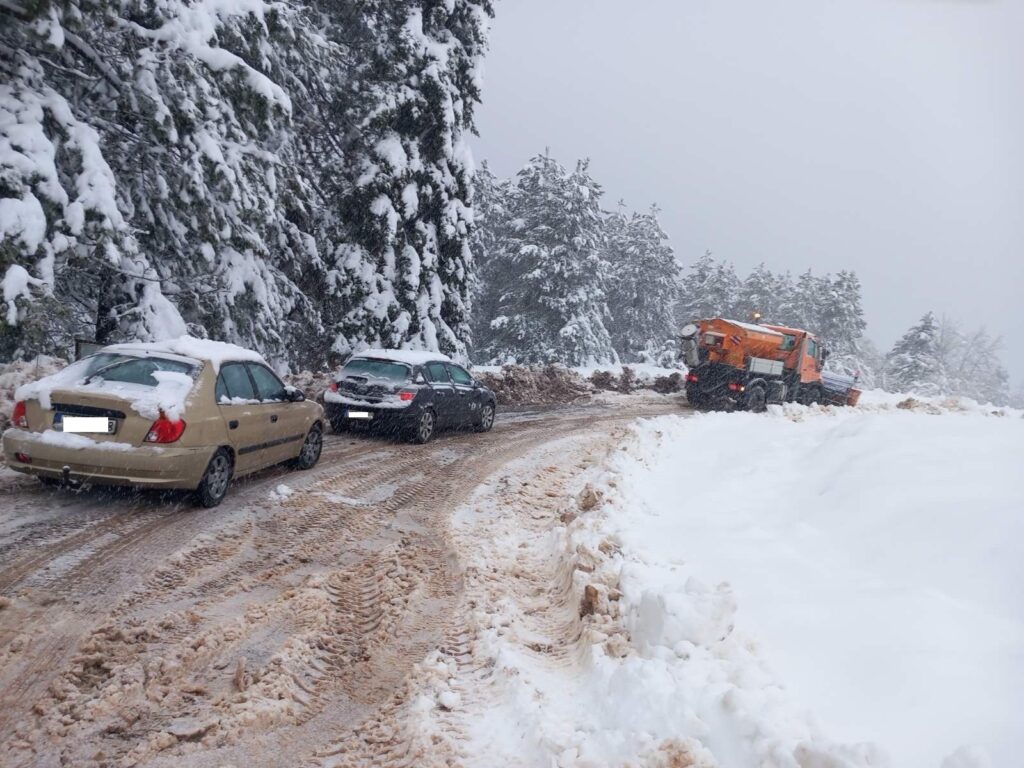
xmin=578 ymin=406 xmax=1023 ymax=767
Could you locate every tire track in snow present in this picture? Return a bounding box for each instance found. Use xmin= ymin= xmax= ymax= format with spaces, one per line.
xmin=0 ymin=398 xmax=686 ymax=766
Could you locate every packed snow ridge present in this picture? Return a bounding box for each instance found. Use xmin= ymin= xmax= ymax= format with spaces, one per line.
xmin=440 ymin=404 xmax=1021 ymax=768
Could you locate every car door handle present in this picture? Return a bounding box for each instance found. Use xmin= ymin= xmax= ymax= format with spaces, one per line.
xmin=270 ymin=414 xmax=278 ymax=423
xmin=229 ymin=420 xmax=239 ymax=430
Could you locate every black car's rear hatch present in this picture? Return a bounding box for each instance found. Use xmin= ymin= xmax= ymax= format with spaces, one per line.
xmin=334 ymin=358 xmax=413 ymax=405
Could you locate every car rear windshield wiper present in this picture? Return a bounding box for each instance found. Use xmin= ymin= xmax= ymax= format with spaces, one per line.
xmin=82 ymin=358 xmax=136 ymax=385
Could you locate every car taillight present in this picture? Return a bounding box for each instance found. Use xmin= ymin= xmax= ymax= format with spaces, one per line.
xmin=329 ymin=381 xmax=338 ymax=392
xmin=728 ymin=382 xmax=745 ymax=392
xmin=145 ymin=414 xmax=186 ymax=443
xmin=398 ymin=389 xmax=416 ymax=402
xmin=12 ymin=400 xmax=28 ymax=428
xmin=685 ymin=373 xmax=699 ymax=383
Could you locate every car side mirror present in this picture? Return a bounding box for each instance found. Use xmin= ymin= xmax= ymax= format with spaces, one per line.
xmin=285 ymin=387 xmax=305 ymax=402
xmin=472 ymin=379 xmax=482 ymax=388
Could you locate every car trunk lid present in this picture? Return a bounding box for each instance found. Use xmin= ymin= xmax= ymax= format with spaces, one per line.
xmin=25 ymin=385 xmax=190 ymax=446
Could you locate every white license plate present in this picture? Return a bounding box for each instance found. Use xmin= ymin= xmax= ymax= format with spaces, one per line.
xmin=347 ymin=410 xmax=373 ymax=420
xmin=61 ymin=416 xmax=115 ymax=434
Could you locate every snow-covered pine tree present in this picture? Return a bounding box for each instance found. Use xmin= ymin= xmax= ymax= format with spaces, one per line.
xmin=675 ymin=251 xmax=742 ymax=324
xmin=604 ymin=205 xmax=680 ymax=362
xmin=786 ymin=269 xmax=829 ymax=332
xmin=468 ymin=162 xmax=512 ymax=357
xmin=1 ymin=0 xmax=493 ymax=367
xmin=935 ymin=318 xmax=1010 ymax=405
xmin=318 ymin=0 xmax=492 ymax=362
xmin=885 ymin=312 xmax=942 ymax=395
xmin=817 ymin=270 xmax=869 ymax=378
xmin=739 ymin=263 xmax=788 ymax=324
xmin=477 ymin=153 xmax=616 ymax=365
xmin=0 ymin=0 xmax=337 ymax=364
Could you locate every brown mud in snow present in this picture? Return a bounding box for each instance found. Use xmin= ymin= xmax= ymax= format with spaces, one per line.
xmin=0 ymin=395 xmax=687 ymax=767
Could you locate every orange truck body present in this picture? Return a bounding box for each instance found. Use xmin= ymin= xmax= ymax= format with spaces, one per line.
xmin=682 ymin=318 xmax=861 ymax=410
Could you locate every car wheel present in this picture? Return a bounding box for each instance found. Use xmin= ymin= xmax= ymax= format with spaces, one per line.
xmin=474 ymin=402 xmax=495 ymax=432
xmin=194 ymin=448 xmax=234 ymax=508
xmin=329 ymin=414 xmax=349 ymax=433
xmin=293 ymin=424 xmax=323 ymax=470
xmin=411 ymin=409 xmax=436 ymax=444
xmin=744 ymin=386 xmax=767 ymax=413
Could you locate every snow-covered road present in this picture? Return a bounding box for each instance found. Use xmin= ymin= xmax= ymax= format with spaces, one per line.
xmin=0 ymin=397 xmax=684 ymax=767
xmin=3 ymin=396 xmax=1019 ymax=768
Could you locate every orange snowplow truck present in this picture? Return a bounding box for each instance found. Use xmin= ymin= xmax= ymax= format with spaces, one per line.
xmin=679 ymin=318 xmax=862 ymax=411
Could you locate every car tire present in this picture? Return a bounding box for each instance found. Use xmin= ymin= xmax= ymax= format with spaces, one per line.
xmin=410 ymin=409 xmax=436 ymax=444
xmin=474 ymin=402 xmax=495 ymax=433
xmin=194 ymin=448 xmax=234 ymax=508
xmin=744 ymin=386 xmax=767 ymax=413
xmin=292 ymin=424 xmax=323 ymax=470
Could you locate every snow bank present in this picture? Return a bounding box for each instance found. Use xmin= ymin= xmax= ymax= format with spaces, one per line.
xmin=573 ymin=362 xmax=684 ymax=383
xmin=591 ymin=408 xmax=1023 ymax=767
xmin=0 ymin=356 xmax=66 ymax=430
xmin=856 ymin=388 xmax=1020 ymax=417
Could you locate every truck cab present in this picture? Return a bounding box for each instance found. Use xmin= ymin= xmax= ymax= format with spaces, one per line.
xmin=763 ymin=325 xmax=825 ymax=387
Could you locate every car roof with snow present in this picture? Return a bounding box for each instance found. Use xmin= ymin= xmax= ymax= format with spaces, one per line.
xmin=102 ymin=337 xmax=268 ymax=369
xmin=349 ymin=349 xmax=453 ymax=366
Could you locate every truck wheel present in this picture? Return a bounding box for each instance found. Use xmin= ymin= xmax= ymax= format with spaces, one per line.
xmin=800 ymin=386 xmax=821 ymax=406
xmin=744 ymin=386 xmax=767 ymax=413
xmin=685 ymin=386 xmax=705 ymax=409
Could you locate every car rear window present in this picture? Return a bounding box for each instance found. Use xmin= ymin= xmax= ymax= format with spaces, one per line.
xmin=341 ymin=358 xmax=411 ymax=383
xmin=86 ymin=355 xmax=196 ymax=387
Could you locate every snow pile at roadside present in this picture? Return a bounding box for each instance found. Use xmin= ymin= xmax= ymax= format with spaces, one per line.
xmin=857 ymin=388 xmax=1020 ymax=417
xmin=0 ymin=355 xmax=66 ymax=430
xmin=574 ymin=361 xmax=684 ymax=383
xmin=578 ymin=408 xmax=1023 ymax=767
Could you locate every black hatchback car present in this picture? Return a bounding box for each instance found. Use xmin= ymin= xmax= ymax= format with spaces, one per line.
xmin=323 ymin=350 xmax=497 ymax=443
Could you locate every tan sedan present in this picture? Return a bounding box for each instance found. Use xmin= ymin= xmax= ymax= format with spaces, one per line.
xmin=3 ymin=339 xmax=324 ymax=506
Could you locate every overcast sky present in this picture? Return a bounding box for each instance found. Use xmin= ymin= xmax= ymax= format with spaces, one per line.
xmin=471 ymin=0 xmax=1024 ymax=384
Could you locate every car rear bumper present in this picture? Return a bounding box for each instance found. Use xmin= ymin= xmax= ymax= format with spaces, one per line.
xmin=2 ymin=428 xmax=212 ymax=489
xmin=324 ymin=401 xmax=420 ymax=427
